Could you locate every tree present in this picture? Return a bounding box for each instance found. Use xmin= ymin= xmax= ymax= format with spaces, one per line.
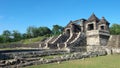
xmin=38 ymin=27 xmax=52 ymax=36
xmin=52 ymin=25 xmax=64 ymax=35
xmin=26 ymin=26 xmax=38 ymax=38
xmin=22 ymin=33 xmax=29 ymax=39
xmin=2 ymin=30 xmax=12 ymax=42
xmin=26 ymin=26 xmax=52 ymax=38
xmin=12 ymin=30 xmax=22 ymax=42
xmin=110 ymin=24 xmax=120 ymax=35
xmin=0 ymin=35 xmax=4 ymax=43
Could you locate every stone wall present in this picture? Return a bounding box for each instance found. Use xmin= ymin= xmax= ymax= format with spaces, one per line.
xmin=99 ymin=35 xmax=109 ymax=46
xmin=106 ymin=35 xmax=120 ymax=54
xmin=107 ymin=35 xmax=120 ymax=48
xmin=86 ymin=30 xmax=110 ymax=46
xmin=0 ymin=43 xmax=39 ymax=49
xmin=86 ymin=30 xmax=100 ymax=46
xmin=0 ymin=49 xmax=68 ymax=60
xmin=0 ymin=51 xmax=107 ymax=68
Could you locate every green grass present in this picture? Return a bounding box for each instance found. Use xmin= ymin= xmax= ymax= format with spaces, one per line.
xmin=21 ymin=36 xmax=48 ymax=44
xmin=26 ymin=55 xmax=120 ymax=68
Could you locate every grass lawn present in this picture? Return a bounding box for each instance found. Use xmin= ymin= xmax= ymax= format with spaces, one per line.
xmin=21 ymin=36 xmax=47 ymax=44
xmin=26 ymin=55 xmax=120 ymax=68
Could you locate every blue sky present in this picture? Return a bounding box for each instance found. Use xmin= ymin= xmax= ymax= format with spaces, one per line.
xmin=0 ymin=0 xmax=120 ymax=34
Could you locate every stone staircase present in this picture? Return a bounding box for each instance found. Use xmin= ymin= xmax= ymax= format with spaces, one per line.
xmin=40 ymin=33 xmax=70 ymax=49
xmin=57 ymin=32 xmax=81 ymax=49
xmin=48 ymin=36 xmax=58 ymax=43
xmin=39 ymin=38 xmax=51 ymax=48
xmin=39 ymin=36 xmax=58 ymax=48
xmin=67 ymin=33 xmax=78 ymax=43
xmin=58 ymin=43 xmax=66 ymax=49
xmin=52 ymin=34 xmax=70 ymax=44
xmin=39 ymin=32 xmax=86 ymax=50
xmin=68 ymin=32 xmax=86 ymax=47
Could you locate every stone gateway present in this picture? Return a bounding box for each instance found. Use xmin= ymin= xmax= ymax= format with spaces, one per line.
xmin=39 ymin=13 xmax=110 ymax=52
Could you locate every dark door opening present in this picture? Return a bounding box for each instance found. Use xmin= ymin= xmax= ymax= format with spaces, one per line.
xmin=88 ymin=24 xmax=94 ymax=30
xmin=100 ymin=26 xmax=104 ymax=30
xmin=66 ymin=29 xmax=70 ymax=35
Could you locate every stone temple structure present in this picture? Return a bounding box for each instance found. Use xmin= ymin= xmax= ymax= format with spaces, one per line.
xmin=39 ymin=13 xmax=110 ymax=52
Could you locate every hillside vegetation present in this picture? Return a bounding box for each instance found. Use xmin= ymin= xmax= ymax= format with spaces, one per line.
xmin=0 ymin=24 xmax=120 ymax=44
xmin=21 ymin=36 xmax=47 ymax=44
xmin=0 ymin=25 xmax=63 ymax=44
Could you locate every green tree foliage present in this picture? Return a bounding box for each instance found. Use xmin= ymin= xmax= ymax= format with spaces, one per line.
xmin=38 ymin=27 xmax=52 ymax=36
xmin=27 ymin=26 xmax=52 ymax=38
xmin=52 ymin=25 xmax=64 ymax=35
xmin=22 ymin=33 xmax=29 ymax=39
xmin=0 ymin=35 xmax=4 ymax=43
xmin=110 ymin=24 xmax=120 ymax=35
xmin=27 ymin=26 xmax=37 ymax=38
xmin=2 ymin=30 xmax=12 ymax=43
xmin=0 ymin=25 xmax=63 ymax=43
xmin=12 ymin=30 xmax=22 ymax=42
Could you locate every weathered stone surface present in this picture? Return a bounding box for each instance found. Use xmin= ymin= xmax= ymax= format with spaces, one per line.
xmin=112 ymin=48 xmax=120 ymax=54
xmin=107 ymin=35 xmax=120 ymax=48
xmin=0 ymin=51 xmax=108 ymax=68
xmin=38 ymin=14 xmax=110 ymax=54
xmin=2 ymin=14 xmax=120 ymax=68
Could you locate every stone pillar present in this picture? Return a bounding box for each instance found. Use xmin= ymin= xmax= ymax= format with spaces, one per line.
xmin=57 ymin=43 xmax=60 ymax=50
xmin=45 ymin=43 xmax=49 ymax=49
xmin=64 ymin=42 xmax=67 ymax=48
